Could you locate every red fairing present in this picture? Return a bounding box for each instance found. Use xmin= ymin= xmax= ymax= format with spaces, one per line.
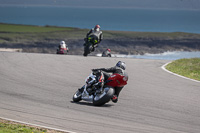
xmin=60 ymin=48 xmax=68 ymax=50
xmin=57 ymin=48 xmax=68 ymax=54
xmin=105 ymin=73 xmax=128 ymax=87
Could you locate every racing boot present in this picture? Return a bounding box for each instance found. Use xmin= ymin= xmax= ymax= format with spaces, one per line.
xmin=111 ymin=95 xmax=118 ymax=103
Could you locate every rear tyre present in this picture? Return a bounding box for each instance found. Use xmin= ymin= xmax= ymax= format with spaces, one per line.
xmin=93 ymin=87 xmax=115 ymax=106
xmin=73 ymin=90 xmax=82 ymax=102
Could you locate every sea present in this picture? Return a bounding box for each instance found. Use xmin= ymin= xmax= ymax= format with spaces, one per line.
xmin=0 ymin=6 xmax=200 ymax=60
xmin=1 ymin=6 xmax=200 ymax=33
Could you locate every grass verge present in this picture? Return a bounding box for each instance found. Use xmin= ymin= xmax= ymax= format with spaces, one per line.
xmin=0 ymin=119 xmax=65 ymax=133
xmin=166 ymin=58 xmax=200 ymax=81
xmin=0 ymin=23 xmax=76 ymax=33
xmin=1 ymin=23 xmax=200 ymax=41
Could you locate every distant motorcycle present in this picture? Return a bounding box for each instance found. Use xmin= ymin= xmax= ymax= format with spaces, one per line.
xmin=102 ymin=49 xmax=111 ymax=57
xmin=72 ymin=70 xmax=128 ymax=106
xmin=83 ymin=35 xmax=99 ymax=56
xmin=56 ymin=48 xmax=69 ymax=54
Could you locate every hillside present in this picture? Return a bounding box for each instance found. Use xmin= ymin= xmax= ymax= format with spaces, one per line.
xmin=0 ymin=23 xmax=200 ymax=55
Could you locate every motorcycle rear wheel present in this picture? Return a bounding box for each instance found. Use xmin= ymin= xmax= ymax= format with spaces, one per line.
xmin=93 ymin=87 xmax=115 ymax=106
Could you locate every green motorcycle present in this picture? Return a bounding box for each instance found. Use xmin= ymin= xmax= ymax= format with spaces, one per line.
xmin=83 ymin=35 xmax=99 ymax=56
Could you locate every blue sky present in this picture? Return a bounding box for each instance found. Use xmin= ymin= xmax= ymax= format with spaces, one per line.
xmin=0 ymin=0 xmax=200 ymax=10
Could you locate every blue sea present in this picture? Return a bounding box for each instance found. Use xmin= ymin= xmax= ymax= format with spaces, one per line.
xmin=0 ymin=6 xmax=200 ymax=33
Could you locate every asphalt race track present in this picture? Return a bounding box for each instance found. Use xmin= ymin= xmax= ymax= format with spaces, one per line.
xmin=0 ymin=52 xmax=199 ymax=133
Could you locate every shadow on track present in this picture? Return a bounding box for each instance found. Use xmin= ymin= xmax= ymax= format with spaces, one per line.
xmin=70 ymin=101 xmax=114 ymax=107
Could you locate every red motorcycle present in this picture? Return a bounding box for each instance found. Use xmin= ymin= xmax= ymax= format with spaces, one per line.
xmin=72 ymin=70 xmax=128 ymax=106
xmin=56 ymin=48 xmax=69 ymax=54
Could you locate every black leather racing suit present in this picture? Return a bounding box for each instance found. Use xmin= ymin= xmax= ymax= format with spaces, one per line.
xmin=94 ymin=66 xmax=126 ymax=97
xmin=87 ymin=28 xmax=103 ymax=43
xmin=84 ymin=28 xmax=103 ymax=49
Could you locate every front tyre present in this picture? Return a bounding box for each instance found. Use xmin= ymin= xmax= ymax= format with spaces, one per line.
xmin=93 ymin=87 xmax=115 ymax=106
xmin=83 ymin=44 xmax=92 ymax=56
xmin=73 ymin=90 xmax=82 ymax=102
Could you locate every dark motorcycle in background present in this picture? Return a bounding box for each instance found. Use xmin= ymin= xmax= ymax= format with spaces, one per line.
xmin=83 ymin=35 xmax=99 ymax=56
xmin=72 ymin=70 xmax=128 ymax=106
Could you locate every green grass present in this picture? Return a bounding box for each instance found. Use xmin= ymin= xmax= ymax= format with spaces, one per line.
xmin=1 ymin=23 xmax=200 ymax=39
xmin=0 ymin=122 xmax=46 ymax=133
xmin=0 ymin=23 xmax=76 ymax=33
xmin=0 ymin=23 xmax=88 ymax=43
xmin=166 ymin=58 xmax=200 ymax=81
xmin=0 ymin=119 xmax=64 ymax=133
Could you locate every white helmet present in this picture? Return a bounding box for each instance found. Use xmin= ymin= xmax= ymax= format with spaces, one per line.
xmin=60 ymin=41 xmax=66 ymax=48
xmin=60 ymin=41 xmax=65 ymax=45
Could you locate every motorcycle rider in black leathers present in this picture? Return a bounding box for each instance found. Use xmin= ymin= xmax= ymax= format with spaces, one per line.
xmin=78 ymin=61 xmax=127 ymax=103
xmin=84 ymin=25 xmax=103 ymax=51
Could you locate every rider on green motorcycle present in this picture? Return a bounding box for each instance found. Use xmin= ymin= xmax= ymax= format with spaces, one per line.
xmin=84 ymin=25 xmax=103 ymax=51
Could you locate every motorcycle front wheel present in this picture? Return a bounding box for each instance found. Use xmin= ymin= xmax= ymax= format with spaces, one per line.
xmin=73 ymin=90 xmax=82 ymax=102
xmin=83 ymin=44 xmax=92 ymax=56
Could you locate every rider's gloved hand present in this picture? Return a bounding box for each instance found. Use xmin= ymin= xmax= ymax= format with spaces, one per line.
xmin=92 ymin=69 xmax=100 ymax=75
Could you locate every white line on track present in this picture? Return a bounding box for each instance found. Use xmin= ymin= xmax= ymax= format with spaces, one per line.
xmin=0 ymin=116 xmax=77 ymax=133
xmin=161 ymin=62 xmax=200 ymax=83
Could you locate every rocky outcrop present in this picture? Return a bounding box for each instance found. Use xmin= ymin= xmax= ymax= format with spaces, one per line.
xmin=2 ymin=37 xmax=200 ymax=55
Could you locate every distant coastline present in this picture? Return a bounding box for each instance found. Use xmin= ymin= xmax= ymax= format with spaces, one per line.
xmin=0 ymin=23 xmax=200 ymax=55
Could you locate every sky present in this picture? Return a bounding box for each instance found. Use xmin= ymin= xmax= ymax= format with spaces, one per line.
xmin=0 ymin=0 xmax=200 ymax=10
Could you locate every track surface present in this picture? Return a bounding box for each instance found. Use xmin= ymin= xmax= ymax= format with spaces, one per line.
xmin=0 ymin=52 xmax=199 ymax=133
